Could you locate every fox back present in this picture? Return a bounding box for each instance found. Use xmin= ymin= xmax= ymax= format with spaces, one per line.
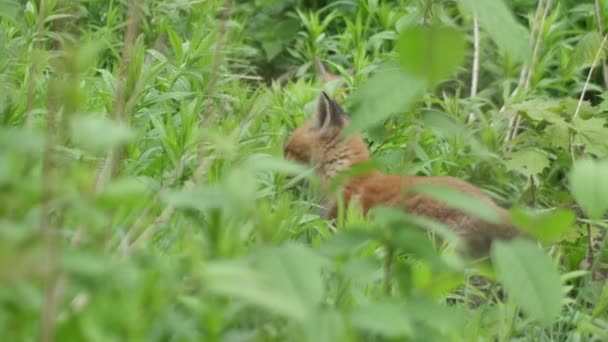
xmin=283 ymin=92 xmax=522 ymax=257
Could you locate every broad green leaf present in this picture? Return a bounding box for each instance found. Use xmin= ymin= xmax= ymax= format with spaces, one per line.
xmin=505 ymin=148 xmax=550 ymax=177
xmin=161 ymin=186 xmax=226 ymax=212
xmin=510 ymin=99 xmax=570 ymax=126
xmin=305 ymin=309 xmax=347 ymax=342
xmin=204 ymin=260 xmax=308 ymax=321
xmin=491 ymin=239 xmax=563 ymax=325
xmin=413 ymin=184 xmax=502 ymax=223
xmin=572 ymin=117 xmax=608 ymax=158
xmin=0 ymin=0 xmax=19 ymax=24
xmin=252 ymin=243 xmax=328 ymax=320
xmin=396 ymin=25 xmax=466 ymax=86
xmin=70 ymin=116 xmax=134 ymax=153
xmin=346 ymin=65 xmax=425 ymax=134
xmin=511 ymin=208 xmax=575 ymax=244
xmin=97 ymin=177 xmax=156 ymax=207
xmin=350 ymin=300 xmax=413 ymax=337
xmin=569 ymin=159 xmax=608 ymax=220
xmin=592 ymin=283 xmax=608 ymax=319
xmin=458 ymin=0 xmax=530 ymax=62
xmin=317 ymin=230 xmax=376 ymax=257
xmin=244 ymin=153 xmax=308 ymax=175
xmin=568 ymin=31 xmax=604 ymax=73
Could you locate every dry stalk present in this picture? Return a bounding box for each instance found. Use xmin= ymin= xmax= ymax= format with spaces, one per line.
xmin=569 ymin=33 xmax=607 ymax=279
xmin=24 ymin=0 xmax=48 ymax=127
xmin=95 ymin=0 xmax=142 ymax=192
xmin=467 ymin=14 xmax=480 ymax=124
xmin=594 ymin=0 xmax=608 ymax=88
xmin=504 ymin=0 xmax=551 ymax=146
xmin=40 ymin=72 xmax=59 ymax=342
xmin=507 ymin=0 xmax=553 ymax=146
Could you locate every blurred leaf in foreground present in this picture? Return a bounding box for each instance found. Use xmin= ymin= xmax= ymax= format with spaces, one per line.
xmin=396 ymin=25 xmax=466 ymax=87
xmin=569 ymin=158 xmax=608 ymax=220
xmin=491 ymin=239 xmax=563 ymax=326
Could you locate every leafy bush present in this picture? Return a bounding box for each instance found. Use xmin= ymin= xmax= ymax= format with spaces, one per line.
xmin=1 ymin=0 xmax=608 ymax=340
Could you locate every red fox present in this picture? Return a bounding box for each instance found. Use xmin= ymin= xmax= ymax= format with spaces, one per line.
xmin=283 ymin=92 xmax=524 ymax=257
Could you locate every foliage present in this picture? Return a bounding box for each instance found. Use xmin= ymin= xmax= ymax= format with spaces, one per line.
xmin=1 ymin=0 xmax=608 ymax=341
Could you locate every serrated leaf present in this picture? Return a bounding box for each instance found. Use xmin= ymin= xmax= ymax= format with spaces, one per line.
xmin=511 ymin=208 xmax=575 ymax=244
xmin=568 ymin=31 xmax=604 ymax=73
xmin=510 ymin=99 xmax=569 ymax=125
xmin=396 ymin=25 xmax=466 ymax=86
xmin=505 ymin=148 xmax=550 ymax=177
xmin=491 ymin=239 xmax=563 ymax=325
xmin=569 ymin=158 xmax=608 ymax=220
xmin=458 ymin=0 xmax=530 ymax=62
xmin=572 ymin=116 xmax=608 ymax=158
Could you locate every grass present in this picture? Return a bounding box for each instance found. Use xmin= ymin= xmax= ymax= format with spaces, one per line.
xmin=1 ymin=0 xmax=608 ymax=340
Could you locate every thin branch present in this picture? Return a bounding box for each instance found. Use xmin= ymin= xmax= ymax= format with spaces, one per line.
xmin=40 ymin=70 xmax=59 ymax=342
xmin=95 ymin=0 xmax=142 ymax=192
xmin=569 ymin=34 xmax=607 ymax=279
xmin=383 ymin=242 xmax=394 ymax=296
xmin=504 ymin=0 xmax=551 ymax=146
xmin=467 ymin=14 xmax=480 ymax=124
xmin=24 ymin=0 xmax=48 ymax=127
xmin=594 ymin=0 xmax=608 ymax=88
xmin=574 ymin=34 xmax=607 ymax=120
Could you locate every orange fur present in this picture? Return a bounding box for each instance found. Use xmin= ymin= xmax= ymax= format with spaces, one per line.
xmin=284 ymin=92 xmax=523 ymax=257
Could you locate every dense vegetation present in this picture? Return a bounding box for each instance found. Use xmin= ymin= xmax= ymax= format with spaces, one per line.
xmin=1 ymin=0 xmax=608 ymax=340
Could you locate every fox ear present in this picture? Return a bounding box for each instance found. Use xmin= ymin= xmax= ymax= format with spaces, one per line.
xmin=314 ymin=91 xmax=345 ymax=135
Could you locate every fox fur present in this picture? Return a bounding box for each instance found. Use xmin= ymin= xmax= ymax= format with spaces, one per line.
xmin=283 ymin=92 xmax=523 ymax=257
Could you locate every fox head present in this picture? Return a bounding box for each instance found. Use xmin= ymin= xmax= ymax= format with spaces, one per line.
xmin=283 ymin=92 xmax=370 ymax=180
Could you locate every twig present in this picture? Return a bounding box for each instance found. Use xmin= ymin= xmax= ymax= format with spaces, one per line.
xmin=467 ymin=14 xmax=480 ymax=124
xmin=594 ymin=0 xmax=608 ymax=89
xmin=95 ymin=0 xmax=142 ymax=192
xmin=569 ymin=36 xmax=607 ymax=280
xmin=504 ymin=0 xmax=551 ymax=147
xmin=572 ymin=34 xmax=607 ymax=122
xmin=507 ymin=0 xmax=553 ymax=147
xmin=383 ymin=241 xmax=394 ymax=295
xmin=24 ymin=0 xmax=48 ymax=127
xmin=40 ymin=71 xmax=59 ymax=342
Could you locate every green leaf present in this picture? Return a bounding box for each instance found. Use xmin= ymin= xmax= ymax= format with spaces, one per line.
xmin=97 ymin=177 xmax=155 ymax=207
xmin=572 ymin=117 xmax=608 ymax=158
xmin=413 ymin=184 xmax=502 ymax=224
xmin=510 ymin=99 xmax=570 ymax=126
xmin=491 ymin=239 xmax=563 ymax=325
xmin=204 ymin=260 xmax=308 ymax=321
xmin=244 ymin=153 xmax=308 ymax=175
xmin=247 ymin=243 xmax=328 ymax=321
xmin=505 ymin=148 xmax=550 ymax=177
xmin=511 ymin=208 xmax=575 ymax=244
xmin=458 ymin=0 xmax=530 ymax=62
xmin=396 ymin=25 xmax=466 ymax=86
xmin=350 ymin=300 xmax=413 ymax=338
xmin=346 ymin=65 xmax=425 ymax=134
xmin=70 ymin=116 xmax=134 ymax=153
xmin=569 ymin=158 xmax=608 ymax=220
xmin=568 ymin=31 xmax=604 ymax=73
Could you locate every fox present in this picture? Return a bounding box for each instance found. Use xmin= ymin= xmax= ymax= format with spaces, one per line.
xmin=283 ymin=91 xmax=524 ymax=257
